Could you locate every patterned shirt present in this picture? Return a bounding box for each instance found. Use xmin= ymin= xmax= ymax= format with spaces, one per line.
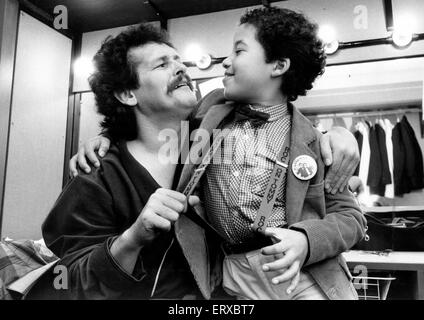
xmin=202 ymin=103 xmax=291 ymax=244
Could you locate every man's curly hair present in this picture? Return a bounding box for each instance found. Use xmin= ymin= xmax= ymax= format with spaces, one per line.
xmin=240 ymin=7 xmax=326 ymax=101
xmin=89 ymin=23 xmax=173 ymax=141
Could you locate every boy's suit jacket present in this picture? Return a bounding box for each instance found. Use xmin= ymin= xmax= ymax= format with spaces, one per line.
xmin=175 ymin=89 xmax=366 ymax=300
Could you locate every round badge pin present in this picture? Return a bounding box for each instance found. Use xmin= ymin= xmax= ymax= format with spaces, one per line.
xmin=292 ymin=155 xmax=317 ymax=180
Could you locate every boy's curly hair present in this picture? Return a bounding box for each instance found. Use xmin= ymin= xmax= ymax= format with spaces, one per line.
xmin=89 ymin=23 xmax=173 ymax=140
xmin=240 ymin=7 xmax=326 ymax=101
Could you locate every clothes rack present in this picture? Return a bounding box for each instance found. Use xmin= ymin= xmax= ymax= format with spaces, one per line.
xmin=308 ymin=107 xmax=422 ymax=119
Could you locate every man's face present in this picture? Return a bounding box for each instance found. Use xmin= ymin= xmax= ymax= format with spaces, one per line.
xmin=129 ymin=42 xmax=197 ymax=119
xmin=222 ymin=23 xmax=275 ymax=103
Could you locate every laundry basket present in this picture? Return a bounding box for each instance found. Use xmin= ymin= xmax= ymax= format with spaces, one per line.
xmin=352 ymin=274 xmax=396 ymax=300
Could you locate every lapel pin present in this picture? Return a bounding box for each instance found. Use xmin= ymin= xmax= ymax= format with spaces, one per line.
xmin=292 ymin=155 xmax=317 ymax=180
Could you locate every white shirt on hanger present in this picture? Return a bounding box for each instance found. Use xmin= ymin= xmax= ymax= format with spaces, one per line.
xmin=380 ymin=118 xmax=395 ymax=198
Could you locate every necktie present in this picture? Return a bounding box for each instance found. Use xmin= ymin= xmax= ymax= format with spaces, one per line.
xmin=233 ymin=104 xmax=270 ymax=127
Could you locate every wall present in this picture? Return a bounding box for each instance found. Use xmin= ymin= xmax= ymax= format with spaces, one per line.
xmin=1 ymin=12 xmax=72 ymax=240
xmin=0 ymin=0 xmax=19 ymax=238
xmin=73 ymin=21 xmax=160 ymax=93
xmin=168 ymin=0 xmax=424 ymax=79
xmin=78 ymin=92 xmax=104 ymax=148
xmin=195 ymin=57 xmax=424 ymax=112
xmin=73 ymin=25 xmax=133 ymax=93
xmin=73 ymin=1 xmax=424 ymax=89
xmin=297 ymin=58 xmax=424 ymax=112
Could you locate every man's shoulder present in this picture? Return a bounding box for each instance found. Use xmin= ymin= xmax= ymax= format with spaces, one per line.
xmin=98 ymin=142 xmax=122 ymax=167
xmin=193 ymin=88 xmax=227 ymax=120
xmin=75 ymin=143 xmax=125 ymax=185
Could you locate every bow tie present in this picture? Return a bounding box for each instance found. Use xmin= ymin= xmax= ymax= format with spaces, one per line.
xmin=233 ymin=104 xmax=270 ymax=126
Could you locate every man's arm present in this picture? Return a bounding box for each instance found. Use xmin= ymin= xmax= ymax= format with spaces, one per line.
xmin=43 ymin=173 xmax=195 ymax=298
xmin=320 ymin=127 xmax=360 ymax=194
xmin=43 ymin=175 xmax=140 ymax=299
xmin=71 ymin=129 xmax=359 ymax=195
xmin=69 ymin=136 xmax=111 ymax=177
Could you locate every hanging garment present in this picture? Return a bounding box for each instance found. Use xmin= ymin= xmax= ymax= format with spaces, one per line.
xmin=400 ymin=115 xmax=424 ymax=191
xmin=333 ymin=116 xmax=348 ymax=129
xmin=353 ymin=129 xmax=363 ymax=177
xmin=367 ymin=123 xmax=383 ymax=195
xmin=381 ymin=118 xmax=395 ymax=198
xmin=374 ymin=123 xmax=392 ymax=196
xmin=356 ymin=121 xmax=371 ymax=196
xmin=320 ymin=118 xmax=334 ymax=132
xmin=392 ymin=120 xmax=408 ymax=196
xmin=315 ymin=120 xmax=326 ymax=133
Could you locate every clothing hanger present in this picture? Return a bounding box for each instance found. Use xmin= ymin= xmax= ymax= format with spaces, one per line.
xmin=365 ymin=114 xmax=372 ymax=127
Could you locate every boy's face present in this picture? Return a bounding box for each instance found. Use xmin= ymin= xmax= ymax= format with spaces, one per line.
xmin=222 ymin=23 xmax=277 ymax=104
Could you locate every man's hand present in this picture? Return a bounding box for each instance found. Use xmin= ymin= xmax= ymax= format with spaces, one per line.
xmin=111 ymin=188 xmax=199 ymax=274
xmin=125 ymin=188 xmax=200 ymax=247
xmin=261 ymin=227 xmax=309 ymax=295
xmin=69 ymin=136 xmax=111 ymax=177
xmin=320 ymin=126 xmax=359 ymax=194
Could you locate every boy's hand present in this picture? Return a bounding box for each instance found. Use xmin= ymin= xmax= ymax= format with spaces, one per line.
xmin=69 ymin=136 xmax=111 ymax=177
xmin=261 ymin=227 xmax=309 ymax=295
xmin=320 ymin=127 xmax=359 ymax=194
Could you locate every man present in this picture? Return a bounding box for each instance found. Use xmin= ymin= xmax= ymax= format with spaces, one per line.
xmin=36 ymin=24 xmax=211 ymax=299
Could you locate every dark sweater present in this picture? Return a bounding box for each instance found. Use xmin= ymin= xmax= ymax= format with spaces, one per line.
xmin=41 ymin=140 xmax=199 ymax=299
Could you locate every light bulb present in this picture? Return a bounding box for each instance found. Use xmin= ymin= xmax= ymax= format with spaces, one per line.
xmin=318 ymin=25 xmax=336 ymax=44
xmin=318 ymin=25 xmax=339 ymax=54
xmin=184 ymin=44 xmax=204 ymax=63
xmin=392 ymin=14 xmax=416 ymax=48
xmin=324 ymin=40 xmax=339 ymax=55
xmin=392 ymin=27 xmax=413 ymax=47
xmin=74 ymin=57 xmax=94 ymax=78
xmin=195 ymin=54 xmax=212 ymax=70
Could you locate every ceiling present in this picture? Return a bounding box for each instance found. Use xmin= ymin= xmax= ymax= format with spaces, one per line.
xmin=27 ymin=0 xmax=280 ymax=33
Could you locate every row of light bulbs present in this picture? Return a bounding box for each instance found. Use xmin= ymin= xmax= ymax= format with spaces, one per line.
xmin=186 ymin=15 xmax=424 ymax=69
xmin=319 ymin=24 xmax=417 ymax=55
xmin=187 ymin=20 xmax=420 ymax=69
xmin=74 ymin=20 xmax=421 ymax=75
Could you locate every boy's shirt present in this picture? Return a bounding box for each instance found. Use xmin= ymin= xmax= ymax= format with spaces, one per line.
xmin=202 ymin=103 xmax=291 ymax=244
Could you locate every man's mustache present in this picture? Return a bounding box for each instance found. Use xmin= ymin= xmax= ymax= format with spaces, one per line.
xmin=168 ymin=74 xmax=194 ymax=92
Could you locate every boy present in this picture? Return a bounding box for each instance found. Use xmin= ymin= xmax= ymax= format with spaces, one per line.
xmin=188 ymin=7 xmax=366 ymax=300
